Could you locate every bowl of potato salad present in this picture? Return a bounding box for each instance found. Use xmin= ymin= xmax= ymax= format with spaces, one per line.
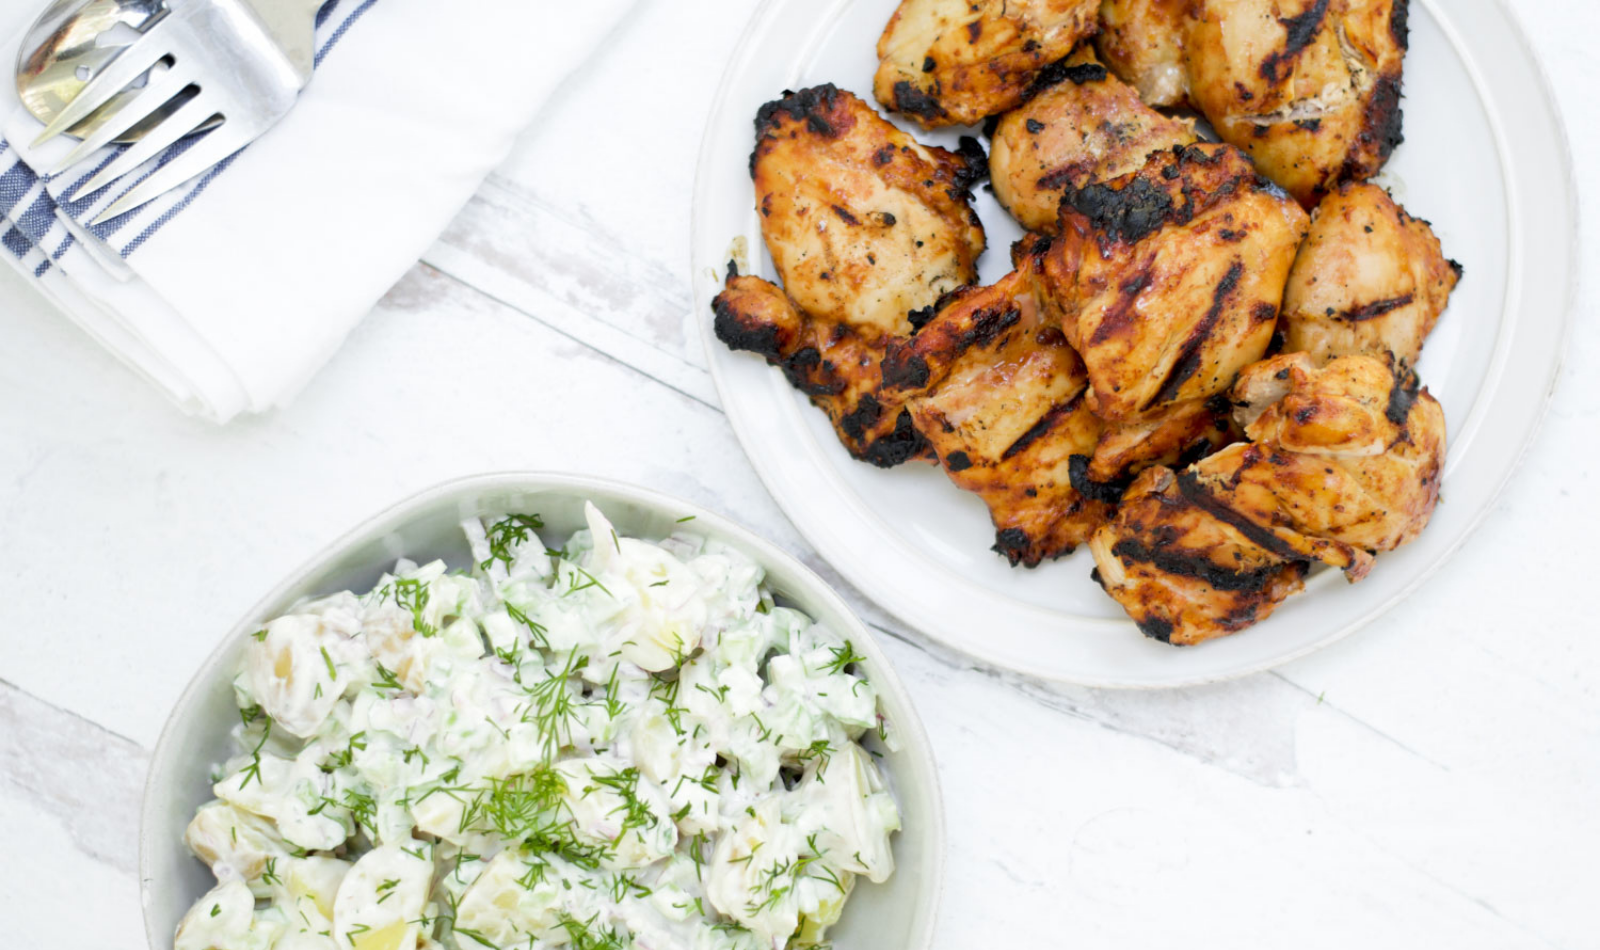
xmin=141 ymin=474 xmax=943 ymax=950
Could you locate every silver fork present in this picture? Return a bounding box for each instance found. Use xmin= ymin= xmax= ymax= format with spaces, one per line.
xmin=33 ymin=0 xmax=324 ymax=224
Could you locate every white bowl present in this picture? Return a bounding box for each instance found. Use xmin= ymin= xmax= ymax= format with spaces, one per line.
xmin=140 ymin=472 xmax=946 ymax=950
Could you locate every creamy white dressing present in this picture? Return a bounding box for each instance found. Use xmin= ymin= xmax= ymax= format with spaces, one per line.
xmin=176 ymin=503 xmax=902 ymax=950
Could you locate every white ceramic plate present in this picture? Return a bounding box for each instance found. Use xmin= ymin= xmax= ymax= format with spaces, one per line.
xmin=140 ymin=473 xmax=945 ymax=950
xmin=691 ymin=0 xmax=1576 ymax=687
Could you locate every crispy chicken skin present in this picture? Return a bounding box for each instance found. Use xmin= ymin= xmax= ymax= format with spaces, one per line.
xmin=1096 ymin=0 xmax=1193 ymax=107
xmin=1089 ymin=466 xmax=1312 ymax=645
xmin=751 ymin=85 xmax=986 ymax=341
xmin=1040 ymin=143 xmax=1310 ymax=422
xmin=874 ymin=0 xmax=1101 ymax=129
xmin=1282 ymin=181 xmax=1461 ymax=367
xmin=989 ymin=48 xmax=1198 ymax=232
xmin=1091 ymin=351 xmax=1443 ymax=644
xmin=712 ymin=272 xmax=928 ymax=467
xmin=881 ymin=245 xmax=1112 ymax=566
xmin=1185 ymin=0 xmax=1409 ymax=207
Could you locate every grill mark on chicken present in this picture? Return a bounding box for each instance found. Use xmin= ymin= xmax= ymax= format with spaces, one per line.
xmin=778 ymin=347 xmax=845 ymax=397
xmin=1391 ymin=0 xmax=1411 ymax=49
xmin=1064 ymin=176 xmax=1179 ymax=244
xmin=755 ymin=84 xmax=843 ymax=139
xmin=860 ymin=409 xmax=928 ymax=468
xmin=1149 ymin=261 xmax=1245 ymax=405
xmin=1036 ymin=163 xmax=1094 ymax=191
xmin=1001 ymin=392 xmax=1087 ymax=462
xmin=713 ymin=295 xmax=782 ymax=359
xmin=892 ymin=80 xmax=949 ymax=121
xmin=1136 ymin=615 xmax=1176 ymax=644
xmin=1385 ymin=366 xmax=1420 ymax=426
xmin=830 ymin=205 xmax=862 ymax=226
xmin=1110 ymin=536 xmax=1287 ymax=593
xmin=839 ymin=393 xmax=883 ymax=440
xmin=1069 ymin=453 xmax=1135 ymax=503
xmin=1260 ymin=0 xmax=1333 ymax=83
xmin=1355 ymin=74 xmax=1406 ymax=168
xmin=881 ymin=351 xmax=931 ymax=390
xmin=992 ymin=528 xmax=1034 ymax=564
xmin=958 ymin=303 xmax=1022 ymax=348
xmin=1174 ymin=466 xmax=1309 ymax=563
xmin=1022 ymin=58 xmax=1112 ymax=103
xmin=1088 ymin=269 xmax=1153 ymax=345
xmin=1339 ymin=293 xmax=1414 ymax=322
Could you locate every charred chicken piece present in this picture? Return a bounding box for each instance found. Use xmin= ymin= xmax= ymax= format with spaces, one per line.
xmin=1185 ymin=0 xmax=1409 ymax=207
xmin=989 ymin=48 xmax=1198 ymax=232
xmin=752 ymin=85 xmax=986 ymax=341
xmin=1096 ymin=0 xmax=1193 ymax=107
xmin=1089 ymin=466 xmax=1312 ymax=644
xmin=713 ymin=273 xmax=928 ymax=467
xmin=1282 ymin=181 xmax=1461 ymax=367
xmin=1091 ymin=350 xmax=1443 ymax=645
xmin=1070 ymin=393 xmax=1239 ymax=502
xmin=881 ymin=245 xmax=1112 ymax=566
xmin=1040 ymin=143 xmax=1310 ymax=423
xmin=874 ymin=0 xmax=1101 ymax=129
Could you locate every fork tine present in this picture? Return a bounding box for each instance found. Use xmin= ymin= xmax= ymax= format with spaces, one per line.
xmin=88 ymin=122 xmax=249 ymax=225
xmin=45 ymin=64 xmax=199 ymax=178
xmin=70 ymin=92 xmax=220 ymax=203
xmin=31 ymin=17 xmax=178 ymax=149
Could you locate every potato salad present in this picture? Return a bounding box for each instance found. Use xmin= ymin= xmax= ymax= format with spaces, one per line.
xmin=173 ymin=504 xmax=902 ymax=950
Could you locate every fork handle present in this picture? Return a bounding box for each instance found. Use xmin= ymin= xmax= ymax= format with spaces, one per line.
xmin=241 ymin=0 xmax=329 ymax=81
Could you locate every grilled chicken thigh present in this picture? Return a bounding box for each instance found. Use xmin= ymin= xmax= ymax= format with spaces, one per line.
xmin=713 ymin=272 xmax=928 ymax=467
xmin=1214 ymin=352 xmax=1446 ymax=553
xmin=751 ymin=85 xmax=986 ymax=340
xmin=1040 ymin=143 xmax=1310 ymax=422
xmin=1282 ymin=181 xmax=1461 ymax=367
xmin=989 ymin=49 xmax=1198 ymax=232
xmin=875 ymin=0 xmax=1101 ymax=129
xmin=1091 ymin=350 xmax=1443 ymax=644
xmin=881 ymin=243 xmax=1111 ymax=565
xmin=1185 ymin=0 xmax=1409 ymax=207
xmin=1096 ymin=0 xmax=1193 ymax=107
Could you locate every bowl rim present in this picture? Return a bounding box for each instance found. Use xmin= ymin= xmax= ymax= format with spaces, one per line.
xmin=139 ymin=470 xmax=948 ymax=950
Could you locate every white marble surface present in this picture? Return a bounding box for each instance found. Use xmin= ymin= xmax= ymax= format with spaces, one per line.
xmin=1 ymin=1 xmax=1595 ymax=947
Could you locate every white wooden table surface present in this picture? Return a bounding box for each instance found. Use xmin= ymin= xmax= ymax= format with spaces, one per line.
xmin=2 ymin=2 xmax=1594 ymax=947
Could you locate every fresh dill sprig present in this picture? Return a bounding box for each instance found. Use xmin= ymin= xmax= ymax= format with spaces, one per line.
xmin=478 ymin=768 xmax=567 ymax=841
xmin=371 ymin=662 xmax=405 ymax=692
xmin=824 ymin=640 xmax=867 ymax=675
xmin=555 ymin=913 xmax=628 ymax=950
xmin=521 ymin=651 xmax=589 ymax=758
xmin=481 ymin=514 xmax=546 ymax=572
xmin=320 ymin=731 xmax=368 ymax=772
xmin=504 ymin=601 xmax=551 ymax=651
xmin=562 ymin=564 xmax=613 ymax=599
xmin=391 ymin=577 xmax=435 ymax=637
xmin=589 ymin=767 xmax=658 ymax=839
xmin=797 ymin=738 xmax=834 ymax=777
xmin=237 ymin=715 xmax=272 ymax=788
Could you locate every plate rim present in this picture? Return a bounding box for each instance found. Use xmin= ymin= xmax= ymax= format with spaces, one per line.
xmin=691 ymin=0 xmax=1579 ymax=688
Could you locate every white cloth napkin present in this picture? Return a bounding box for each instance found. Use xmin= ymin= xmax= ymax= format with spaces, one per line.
xmin=0 ymin=0 xmax=628 ymax=422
